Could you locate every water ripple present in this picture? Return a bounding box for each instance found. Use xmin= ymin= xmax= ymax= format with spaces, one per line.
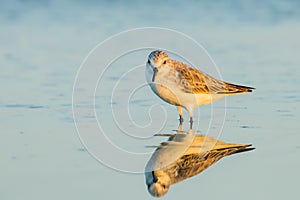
xmin=3 ymin=104 xmax=47 ymax=109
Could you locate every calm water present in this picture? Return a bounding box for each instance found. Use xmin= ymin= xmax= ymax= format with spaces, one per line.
xmin=1 ymin=0 xmax=300 ymax=199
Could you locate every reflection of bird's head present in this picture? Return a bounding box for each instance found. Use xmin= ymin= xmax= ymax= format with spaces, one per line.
xmin=147 ymin=50 xmax=169 ymax=70
xmin=146 ymin=170 xmax=171 ymax=197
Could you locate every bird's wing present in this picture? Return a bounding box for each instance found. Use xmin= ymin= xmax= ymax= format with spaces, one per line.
xmin=166 ymin=144 xmax=254 ymax=184
xmin=173 ymin=61 xmax=254 ymax=94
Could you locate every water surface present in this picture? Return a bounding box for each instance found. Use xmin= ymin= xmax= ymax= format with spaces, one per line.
xmin=1 ymin=0 xmax=299 ymax=199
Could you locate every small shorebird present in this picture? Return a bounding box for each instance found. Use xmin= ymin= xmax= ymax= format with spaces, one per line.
xmin=145 ymin=50 xmax=254 ymax=126
xmin=145 ymin=129 xmax=254 ymax=197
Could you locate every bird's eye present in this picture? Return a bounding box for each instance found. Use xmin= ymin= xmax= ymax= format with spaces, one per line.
xmin=162 ymin=184 xmax=166 ymax=189
xmin=163 ymin=60 xmax=166 ymax=64
xmin=147 ymin=60 xmax=150 ymax=64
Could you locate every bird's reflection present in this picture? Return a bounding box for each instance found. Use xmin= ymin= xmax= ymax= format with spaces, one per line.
xmin=145 ymin=125 xmax=254 ymax=197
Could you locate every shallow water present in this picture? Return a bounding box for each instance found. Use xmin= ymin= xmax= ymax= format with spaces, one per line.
xmin=1 ymin=0 xmax=300 ymax=199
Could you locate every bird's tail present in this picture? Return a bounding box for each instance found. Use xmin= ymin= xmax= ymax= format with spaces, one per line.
xmin=218 ymin=83 xmax=255 ymax=94
xmin=217 ymin=144 xmax=255 ymax=156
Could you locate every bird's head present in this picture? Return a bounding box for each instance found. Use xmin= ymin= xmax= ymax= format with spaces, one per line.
xmin=146 ymin=50 xmax=170 ymax=82
xmin=147 ymin=50 xmax=169 ymax=70
xmin=146 ymin=170 xmax=171 ymax=197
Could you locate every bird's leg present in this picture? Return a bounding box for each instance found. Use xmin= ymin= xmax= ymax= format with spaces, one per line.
xmin=179 ymin=115 xmax=183 ymax=124
xmin=177 ymin=106 xmax=183 ymax=124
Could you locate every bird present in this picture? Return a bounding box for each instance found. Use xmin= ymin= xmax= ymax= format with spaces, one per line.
xmin=145 ymin=129 xmax=255 ymax=197
xmin=145 ymin=50 xmax=254 ymax=127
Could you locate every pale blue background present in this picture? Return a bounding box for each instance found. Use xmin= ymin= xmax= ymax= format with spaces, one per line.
xmin=1 ymin=0 xmax=299 ymax=199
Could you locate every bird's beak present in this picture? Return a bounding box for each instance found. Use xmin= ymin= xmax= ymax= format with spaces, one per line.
xmin=152 ymin=67 xmax=158 ymax=82
xmin=152 ymin=171 xmax=158 ymax=183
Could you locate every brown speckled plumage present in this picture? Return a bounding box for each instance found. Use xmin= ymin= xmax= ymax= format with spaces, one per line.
xmin=169 ymin=59 xmax=254 ymax=94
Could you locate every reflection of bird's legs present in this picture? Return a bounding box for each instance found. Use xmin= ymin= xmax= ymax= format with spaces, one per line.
xmin=189 ymin=119 xmax=193 ymax=129
xmin=177 ymin=123 xmax=183 ymax=133
xmin=177 ymin=106 xmax=183 ymax=124
xmin=189 ymin=111 xmax=193 ymax=130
